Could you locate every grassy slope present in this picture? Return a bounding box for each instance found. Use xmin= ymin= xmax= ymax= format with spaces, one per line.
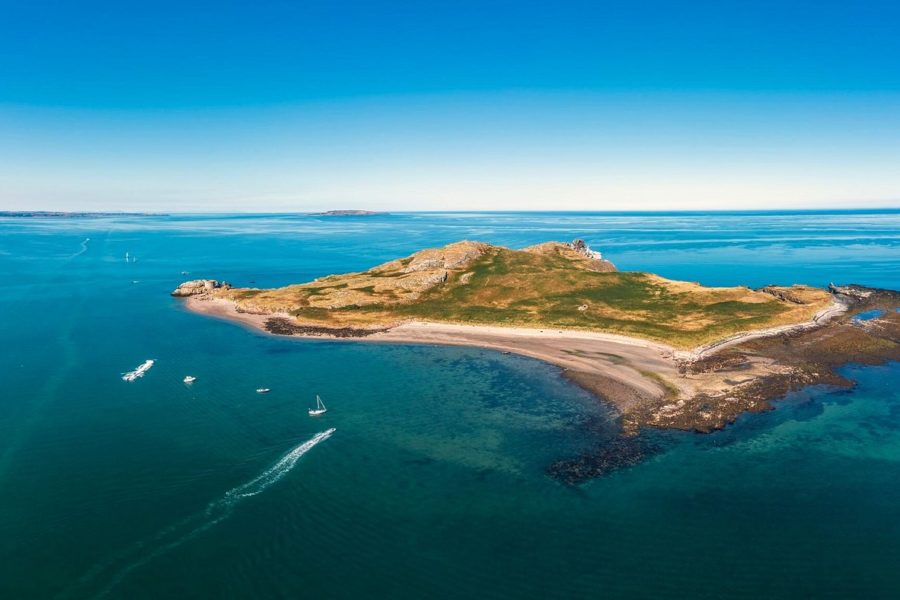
xmin=219 ymin=244 xmax=833 ymax=348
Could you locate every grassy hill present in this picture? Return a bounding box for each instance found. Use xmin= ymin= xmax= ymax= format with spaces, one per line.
xmin=213 ymin=240 xmax=833 ymax=348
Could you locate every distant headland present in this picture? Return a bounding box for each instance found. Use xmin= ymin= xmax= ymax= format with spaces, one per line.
xmin=173 ymin=239 xmax=900 ymax=479
xmin=311 ymin=209 xmax=383 ymax=216
xmin=0 ymin=211 xmax=165 ymax=218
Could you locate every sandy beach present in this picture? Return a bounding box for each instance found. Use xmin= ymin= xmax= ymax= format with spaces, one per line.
xmin=184 ymin=296 xmax=682 ymax=411
xmin=183 ymin=294 xmax=850 ymax=428
xmin=371 ymin=321 xmax=682 ymax=411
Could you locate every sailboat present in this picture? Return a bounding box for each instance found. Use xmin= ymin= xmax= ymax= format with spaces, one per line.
xmin=308 ymin=395 xmax=327 ymax=416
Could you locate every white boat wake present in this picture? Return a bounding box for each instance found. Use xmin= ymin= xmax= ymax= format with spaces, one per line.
xmin=121 ymin=359 xmax=154 ymax=382
xmin=61 ymin=429 xmax=335 ymax=600
xmin=224 ymin=428 xmax=335 ymax=501
xmin=71 ymin=237 xmax=90 ymax=258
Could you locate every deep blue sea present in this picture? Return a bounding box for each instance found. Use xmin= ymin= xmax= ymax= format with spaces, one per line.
xmin=1 ymin=211 xmax=899 ymax=599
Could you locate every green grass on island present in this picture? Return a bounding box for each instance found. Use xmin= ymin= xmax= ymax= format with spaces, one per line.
xmin=216 ymin=240 xmax=833 ymax=348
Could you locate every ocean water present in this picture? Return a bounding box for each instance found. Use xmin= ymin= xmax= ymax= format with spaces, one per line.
xmin=0 ymin=210 xmax=898 ymax=599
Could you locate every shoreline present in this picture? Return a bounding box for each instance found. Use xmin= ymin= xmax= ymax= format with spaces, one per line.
xmin=686 ymin=296 xmax=850 ymax=360
xmin=180 ymin=292 xmax=896 ymax=437
xmin=183 ymin=296 xmax=682 ymax=412
xmin=181 ymin=284 xmax=900 ymax=481
xmin=184 ymin=295 xmax=849 ymax=358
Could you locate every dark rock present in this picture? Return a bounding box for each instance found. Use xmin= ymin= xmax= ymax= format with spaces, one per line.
xmin=547 ymin=437 xmax=659 ymax=484
xmin=264 ymin=317 xmax=388 ymax=338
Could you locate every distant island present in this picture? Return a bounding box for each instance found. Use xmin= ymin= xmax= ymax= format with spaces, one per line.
xmin=173 ymin=240 xmax=900 ymax=478
xmin=0 ymin=211 xmax=165 ymax=218
xmin=311 ymin=210 xmax=383 ymax=216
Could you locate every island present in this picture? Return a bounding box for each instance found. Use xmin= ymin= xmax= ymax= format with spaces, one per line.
xmin=0 ymin=211 xmax=165 ymax=218
xmin=310 ymin=210 xmax=383 ymax=216
xmin=173 ymin=240 xmax=900 ymax=477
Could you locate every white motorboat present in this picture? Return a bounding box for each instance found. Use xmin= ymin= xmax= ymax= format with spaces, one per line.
xmin=183 ymin=375 xmax=197 ymax=384
xmin=256 ymin=388 xmax=271 ymax=394
xmin=122 ymin=359 xmax=154 ymax=382
xmin=308 ymin=395 xmax=327 ymax=416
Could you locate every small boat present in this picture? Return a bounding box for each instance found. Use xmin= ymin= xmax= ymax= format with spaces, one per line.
xmin=308 ymin=395 xmax=327 ymax=416
xmin=183 ymin=375 xmax=197 ymax=384
xmin=256 ymin=388 xmax=271 ymax=394
xmin=122 ymin=359 xmax=155 ymax=382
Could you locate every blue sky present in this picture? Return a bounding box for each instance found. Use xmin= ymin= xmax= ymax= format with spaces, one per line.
xmin=1 ymin=0 xmax=899 ymax=211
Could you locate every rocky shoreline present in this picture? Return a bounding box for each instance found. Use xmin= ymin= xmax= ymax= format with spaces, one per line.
xmin=264 ymin=317 xmax=389 ymax=338
xmin=174 ymin=279 xmax=899 ymax=482
xmin=624 ymin=285 xmax=899 ymax=433
xmin=547 ymin=286 xmax=899 ymax=483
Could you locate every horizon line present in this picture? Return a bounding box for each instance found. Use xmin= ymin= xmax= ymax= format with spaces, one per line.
xmin=3 ymin=207 xmax=900 ymax=216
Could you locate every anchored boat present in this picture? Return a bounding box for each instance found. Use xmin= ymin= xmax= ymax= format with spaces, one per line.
xmin=183 ymin=375 xmax=197 ymax=384
xmin=308 ymin=395 xmax=327 ymax=416
xmin=256 ymin=388 xmax=271 ymax=394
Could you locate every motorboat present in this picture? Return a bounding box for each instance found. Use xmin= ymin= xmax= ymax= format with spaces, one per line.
xmin=122 ymin=359 xmax=154 ymax=382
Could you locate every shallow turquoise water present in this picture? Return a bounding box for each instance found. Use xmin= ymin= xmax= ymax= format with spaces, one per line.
xmin=854 ymin=309 xmax=885 ymax=321
xmin=0 ymin=211 xmax=899 ymax=598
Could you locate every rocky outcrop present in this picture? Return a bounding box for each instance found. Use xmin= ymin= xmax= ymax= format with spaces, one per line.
xmin=264 ymin=317 xmax=388 ymax=337
xmin=523 ymin=239 xmax=616 ymax=272
xmin=829 ymin=283 xmax=874 ymax=299
xmin=569 ymin=238 xmax=602 ymax=260
xmin=759 ymin=286 xmax=806 ymax=304
xmin=171 ymin=279 xmax=229 ymax=297
xmin=395 ymin=269 xmax=449 ymax=291
xmin=400 ymin=241 xmax=489 ymax=273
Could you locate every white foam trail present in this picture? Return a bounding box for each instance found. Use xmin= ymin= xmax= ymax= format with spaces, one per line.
xmin=63 ymin=429 xmax=335 ymax=600
xmin=121 ymin=359 xmax=154 ymax=382
xmin=223 ymin=428 xmax=335 ymax=501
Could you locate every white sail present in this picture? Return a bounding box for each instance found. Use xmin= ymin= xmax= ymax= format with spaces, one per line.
xmin=309 ymin=395 xmax=327 ymax=416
